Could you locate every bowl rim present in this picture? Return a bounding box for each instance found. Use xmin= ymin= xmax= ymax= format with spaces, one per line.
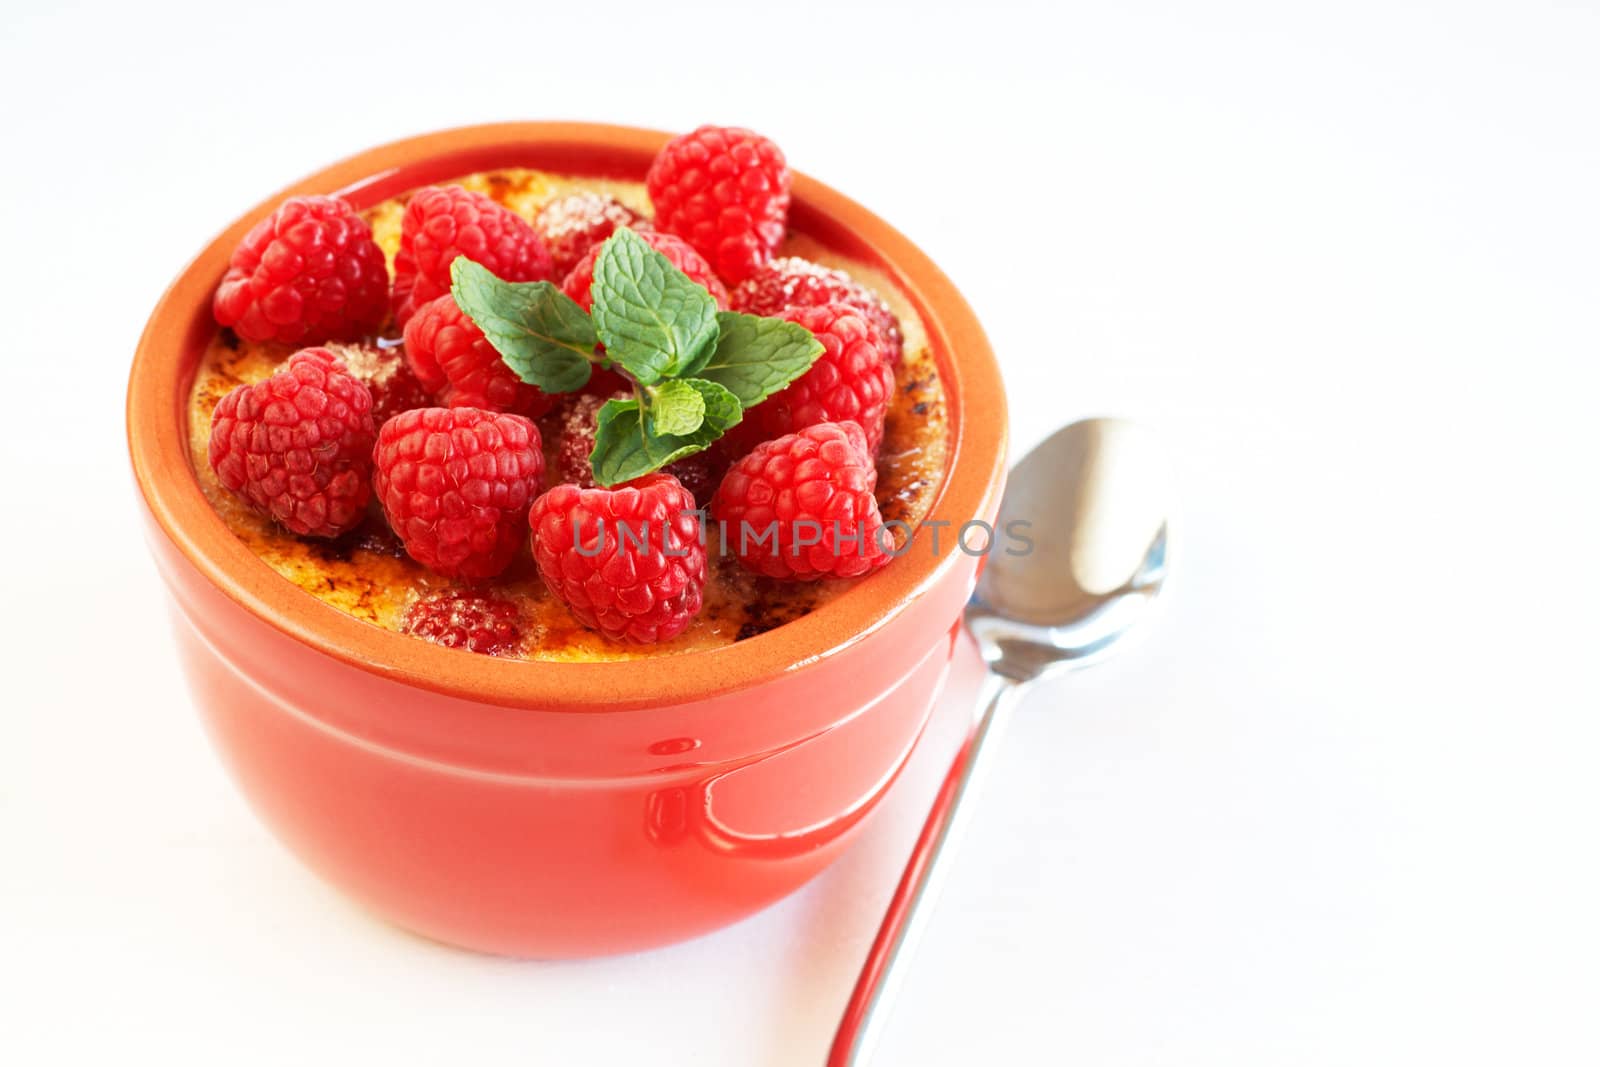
xmin=127 ymin=121 xmax=1006 ymax=712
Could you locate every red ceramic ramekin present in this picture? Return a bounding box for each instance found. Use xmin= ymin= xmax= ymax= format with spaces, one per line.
xmin=126 ymin=123 xmax=1007 ymax=958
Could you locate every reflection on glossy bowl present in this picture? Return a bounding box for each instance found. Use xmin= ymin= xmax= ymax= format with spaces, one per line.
xmin=126 ymin=122 xmax=1007 ymax=958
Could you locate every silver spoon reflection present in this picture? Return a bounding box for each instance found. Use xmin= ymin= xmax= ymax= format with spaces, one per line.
xmin=829 ymin=418 xmax=1174 ymax=1066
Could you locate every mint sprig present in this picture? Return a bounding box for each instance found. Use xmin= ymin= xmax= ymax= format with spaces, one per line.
xmin=451 ymin=228 xmax=824 ymax=488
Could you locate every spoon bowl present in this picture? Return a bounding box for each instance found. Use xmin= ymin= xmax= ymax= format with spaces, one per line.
xmin=968 ymin=418 xmax=1174 ymax=680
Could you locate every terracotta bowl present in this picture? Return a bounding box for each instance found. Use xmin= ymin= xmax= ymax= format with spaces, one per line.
xmin=126 ymin=122 xmax=1007 ymax=958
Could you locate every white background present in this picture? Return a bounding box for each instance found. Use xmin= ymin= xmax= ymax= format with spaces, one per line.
xmin=3 ymin=0 xmax=1597 ymax=1063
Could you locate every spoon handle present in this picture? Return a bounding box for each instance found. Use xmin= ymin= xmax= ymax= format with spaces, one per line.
xmin=827 ymin=671 xmax=1021 ymax=1066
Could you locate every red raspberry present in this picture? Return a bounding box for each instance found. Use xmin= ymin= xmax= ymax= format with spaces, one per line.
xmin=551 ymin=391 xmax=619 ymax=486
xmin=551 ymin=391 xmax=728 ymax=505
xmin=560 ymin=229 xmax=729 ymax=311
xmin=207 ymin=347 xmax=376 ymax=538
xmin=213 ymin=196 xmax=388 ymax=346
xmin=400 ymin=590 xmax=525 ymax=656
xmin=529 ymin=473 xmax=707 ymax=644
xmin=401 ymin=293 xmax=555 ymax=417
xmin=580 ymin=366 xmax=631 ymax=398
xmin=646 ymin=125 xmax=790 ymax=285
xmin=711 ymin=422 xmax=891 ymax=581
xmin=324 ymin=341 xmax=431 ymax=426
xmin=730 ymin=257 xmax=904 ymax=364
xmin=534 ymin=192 xmax=651 ymax=279
xmin=738 ymin=302 xmax=895 ymax=456
xmin=391 ymin=185 xmax=554 ymax=327
xmin=372 ymin=407 xmax=544 ymax=579
xmin=667 ymin=447 xmax=731 ymax=510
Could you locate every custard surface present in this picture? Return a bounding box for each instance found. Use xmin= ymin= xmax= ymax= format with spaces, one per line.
xmin=187 ymin=169 xmax=949 ymax=661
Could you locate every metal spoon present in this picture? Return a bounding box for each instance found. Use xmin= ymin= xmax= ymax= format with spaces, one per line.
xmin=828 ymin=417 xmax=1174 ymax=1066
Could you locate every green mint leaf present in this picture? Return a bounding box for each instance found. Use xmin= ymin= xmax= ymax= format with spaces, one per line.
xmin=589 ymin=399 xmax=654 ymax=486
xmin=646 ymin=379 xmax=707 ymax=436
xmin=589 ymin=229 xmax=719 ymax=386
xmin=694 ymin=311 xmax=823 ymax=407
xmin=679 ymin=378 xmax=742 ymax=433
xmin=451 ymin=257 xmax=595 ymax=393
xmin=589 ymin=380 xmax=743 ymax=488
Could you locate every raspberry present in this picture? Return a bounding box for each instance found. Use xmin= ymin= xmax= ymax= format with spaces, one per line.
xmin=710 ymin=422 xmax=892 ymax=581
xmin=551 ymin=391 xmax=728 ymax=505
xmin=730 ymin=257 xmax=904 ymax=364
xmin=400 ymin=590 xmax=525 ymax=656
xmin=323 ymin=341 xmax=431 ymax=425
xmin=645 ymin=125 xmax=790 ymax=285
xmin=738 ymin=302 xmax=895 ymax=456
xmin=207 ymin=348 xmax=376 ymax=538
xmin=533 ymin=191 xmax=650 ymax=279
xmin=401 ymin=293 xmax=555 ymax=417
xmin=529 ymin=473 xmax=707 ymax=644
xmin=213 ymin=196 xmax=388 ymax=346
xmin=372 ymin=407 xmax=544 ymax=579
xmin=663 ymin=447 xmax=730 ymax=510
xmin=391 ymin=185 xmax=554 ymax=327
xmin=560 ymin=229 xmax=729 ymax=311
xmin=580 ymin=366 xmax=631 ymax=398
xmin=550 ymin=391 xmax=619 ymax=486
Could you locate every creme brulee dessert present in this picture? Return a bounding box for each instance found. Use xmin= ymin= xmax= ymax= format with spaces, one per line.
xmin=189 ymin=126 xmax=948 ymax=661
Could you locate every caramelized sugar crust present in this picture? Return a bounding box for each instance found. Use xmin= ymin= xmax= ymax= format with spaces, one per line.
xmin=187 ymin=169 xmax=949 ymax=661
